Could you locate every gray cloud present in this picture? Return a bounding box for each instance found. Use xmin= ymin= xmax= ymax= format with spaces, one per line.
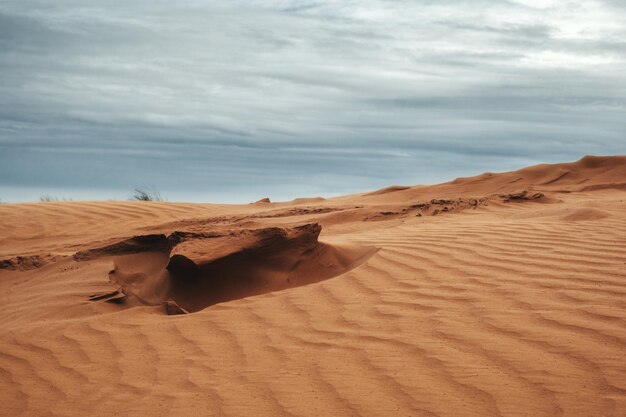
xmin=1 ymin=0 xmax=625 ymax=202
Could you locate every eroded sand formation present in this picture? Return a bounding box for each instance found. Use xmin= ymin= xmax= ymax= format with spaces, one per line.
xmin=81 ymin=224 xmax=375 ymax=313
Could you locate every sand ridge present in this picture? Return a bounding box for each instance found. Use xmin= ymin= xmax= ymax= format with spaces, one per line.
xmin=1 ymin=155 xmax=625 ymax=416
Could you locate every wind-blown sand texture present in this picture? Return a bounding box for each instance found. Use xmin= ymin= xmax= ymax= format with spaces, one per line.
xmin=1 ymin=155 xmax=625 ymax=417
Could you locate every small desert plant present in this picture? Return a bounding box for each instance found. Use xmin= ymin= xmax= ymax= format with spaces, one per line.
xmin=39 ymin=195 xmax=73 ymax=202
xmin=39 ymin=194 xmax=58 ymax=202
xmin=132 ymin=186 xmax=164 ymax=202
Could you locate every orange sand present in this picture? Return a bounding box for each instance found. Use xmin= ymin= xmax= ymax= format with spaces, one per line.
xmin=1 ymin=155 xmax=625 ymax=416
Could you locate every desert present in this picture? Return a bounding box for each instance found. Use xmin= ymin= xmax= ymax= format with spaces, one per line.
xmin=1 ymin=155 xmax=625 ymax=416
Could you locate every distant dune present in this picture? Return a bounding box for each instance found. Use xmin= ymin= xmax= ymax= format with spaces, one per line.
xmin=1 ymin=155 xmax=625 ymax=417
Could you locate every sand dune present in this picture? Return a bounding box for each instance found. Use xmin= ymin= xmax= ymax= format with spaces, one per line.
xmin=1 ymin=155 xmax=625 ymax=416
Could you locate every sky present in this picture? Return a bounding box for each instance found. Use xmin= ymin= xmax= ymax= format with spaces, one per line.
xmin=1 ymin=0 xmax=625 ymax=203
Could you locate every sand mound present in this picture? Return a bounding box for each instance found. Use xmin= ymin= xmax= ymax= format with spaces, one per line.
xmin=561 ymin=208 xmax=611 ymax=221
xmin=577 ymin=154 xmax=626 ymax=169
xmin=364 ymin=185 xmax=411 ymax=196
xmin=291 ymin=197 xmax=327 ymax=204
xmin=86 ymin=224 xmax=375 ymax=312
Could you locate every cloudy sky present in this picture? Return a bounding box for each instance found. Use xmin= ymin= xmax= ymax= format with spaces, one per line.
xmin=1 ymin=0 xmax=625 ymax=203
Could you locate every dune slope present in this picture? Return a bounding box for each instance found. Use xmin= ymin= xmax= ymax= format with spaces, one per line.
xmin=1 ymin=155 xmax=625 ymax=417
